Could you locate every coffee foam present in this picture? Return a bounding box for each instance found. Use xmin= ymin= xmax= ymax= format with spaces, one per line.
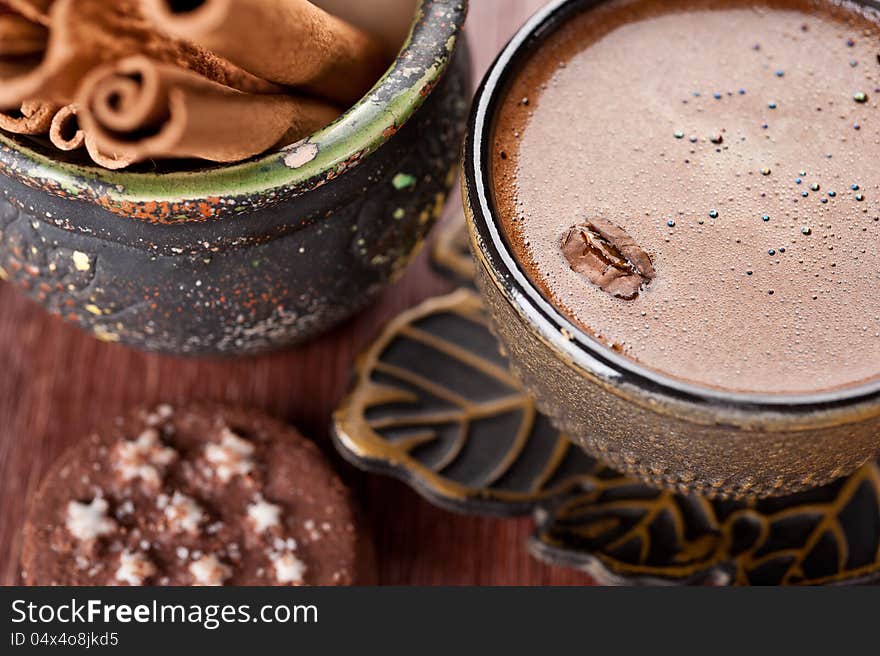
xmin=492 ymin=0 xmax=880 ymax=394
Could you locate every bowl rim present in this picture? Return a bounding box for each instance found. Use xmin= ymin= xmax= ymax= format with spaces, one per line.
xmin=463 ymin=0 xmax=880 ymax=414
xmin=0 ymin=0 xmax=466 ymax=217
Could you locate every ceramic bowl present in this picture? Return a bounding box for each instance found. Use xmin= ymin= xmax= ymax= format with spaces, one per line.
xmin=463 ymin=0 xmax=880 ymax=499
xmin=0 ymin=0 xmax=470 ymax=355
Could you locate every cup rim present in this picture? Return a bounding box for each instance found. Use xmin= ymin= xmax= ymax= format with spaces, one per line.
xmin=463 ymin=0 xmax=880 ymax=414
xmin=0 ymin=0 xmax=467 ymax=219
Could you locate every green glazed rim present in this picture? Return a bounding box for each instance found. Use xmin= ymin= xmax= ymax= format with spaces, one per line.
xmin=0 ymin=0 xmax=467 ymax=221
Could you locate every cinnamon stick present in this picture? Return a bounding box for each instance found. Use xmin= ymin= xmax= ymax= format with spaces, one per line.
xmin=77 ymin=55 xmax=339 ymax=169
xmin=84 ymin=136 xmax=135 ymax=170
xmin=141 ymin=0 xmax=389 ymax=104
xmin=0 ymin=9 xmax=47 ymax=55
xmin=48 ymin=102 xmax=82 ymax=149
xmin=0 ymin=0 xmax=281 ymax=110
xmin=0 ymin=0 xmax=53 ymax=26
xmin=0 ymin=97 xmax=56 ymax=133
xmin=0 ymin=8 xmax=54 ymax=136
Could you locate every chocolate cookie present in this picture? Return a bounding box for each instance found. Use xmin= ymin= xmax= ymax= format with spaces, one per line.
xmin=22 ymin=403 xmax=360 ymax=586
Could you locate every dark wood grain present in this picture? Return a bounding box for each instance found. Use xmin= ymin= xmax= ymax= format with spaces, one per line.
xmin=0 ymin=0 xmax=594 ymax=586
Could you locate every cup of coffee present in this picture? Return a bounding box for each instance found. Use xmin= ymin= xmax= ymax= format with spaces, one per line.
xmin=463 ymin=0 xmax=880 ymax=497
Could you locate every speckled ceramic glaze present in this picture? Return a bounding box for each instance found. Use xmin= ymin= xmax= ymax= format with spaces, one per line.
xmin=0 ymin=0 xmax=470 ymax=354
xmin=463 ymin=0 xmax=880 ymax=499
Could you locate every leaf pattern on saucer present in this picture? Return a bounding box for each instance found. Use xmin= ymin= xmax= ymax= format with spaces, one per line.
xmin=530 ymin=461 xmax=880 ymax=585
xmin=332 ymin=288 xmax=599 ymax=515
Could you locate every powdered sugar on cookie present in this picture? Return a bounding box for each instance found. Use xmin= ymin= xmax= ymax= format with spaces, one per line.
xmin=204 ymin=428 xmax=255 ymax=483
xmin=247 ymin=496 xmax=282 ymax=533
xmin=162 ymin=491 xmax=204 ymax=535
xmin=271 ymin=551 xmax=306 ymax=585
xmin=113 ymin=428 xmax=178 ymax=488
xmin=66 ymin=498 xmax=117 ymax=541
xmin=115 ymin=550 xmax=157 ymax=586
xmin=145 ymin=404 xmax=174 ymax=426
xmin=189 ymin=554 xmax=232 ymax=586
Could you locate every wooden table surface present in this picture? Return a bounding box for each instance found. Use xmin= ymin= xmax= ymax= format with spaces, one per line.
xmin=0 ymin=0 xmax=594 ymax=586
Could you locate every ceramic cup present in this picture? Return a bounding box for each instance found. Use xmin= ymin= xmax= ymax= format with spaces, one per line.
xmin=0 ymin=0 xmax=470 ymax=355
xmin=463 ymin=0 xmax=880 ymax=499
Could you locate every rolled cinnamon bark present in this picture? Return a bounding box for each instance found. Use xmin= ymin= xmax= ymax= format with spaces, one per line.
xmin=84 ymin=136 xmax=135 ymax=170
xmin=1 ymin=0 xmax=53 ymax=26
xmin=0 ymin=98 xmax=56 ymax=133
xmin=48 ymin=102 xmax=82 ymax=149
xmin=77 ymin=55 xmax=339 ymax=169
xmin=0 ymin=9 xmax=47 ymax=55
xmin=0 ymin=4 xmax=57 ymax=138
xmin=141 ymin=0 xmax=389 ymax=104
xmin=0 ymin=0 xmax=280 ymax=110
xmin=46 ymin=99 xmax=129 ymax=167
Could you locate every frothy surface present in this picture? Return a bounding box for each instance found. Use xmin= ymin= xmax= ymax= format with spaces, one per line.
xmin=492 ymin=0 xmax=880 ymax=394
